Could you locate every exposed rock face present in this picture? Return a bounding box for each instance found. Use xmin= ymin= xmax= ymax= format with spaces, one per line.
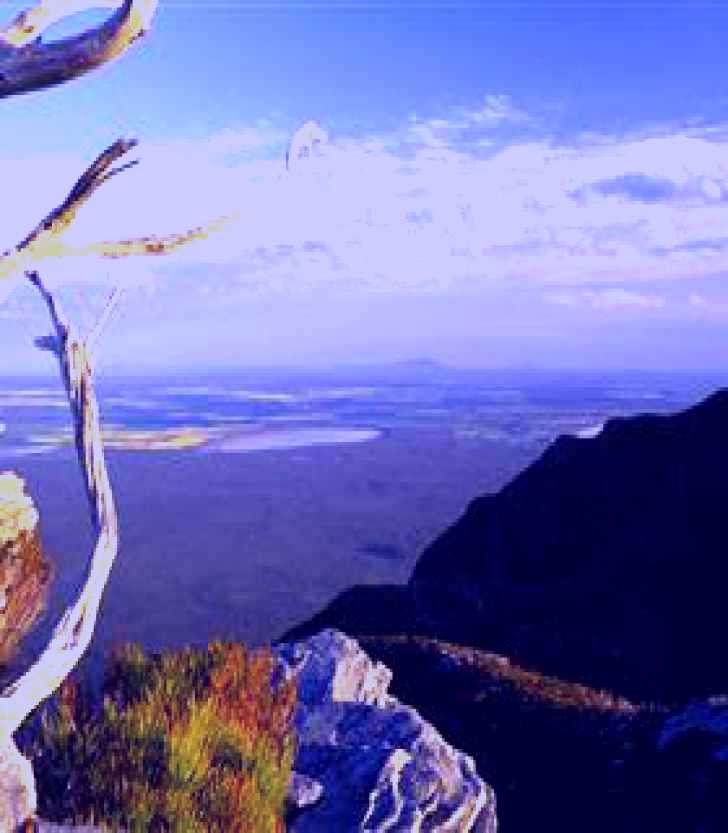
xmin=0 ymin=472 xmax=51 ymax=666
xmin=275 ymin=630 xmax=496 ymax=833
xmin=0 ymin=473 xmax=51 ymax=832
xmin=0 ymin=738 xmax=37 ymax=832
xmin=287 ymin=389 xmax=728 ymax=704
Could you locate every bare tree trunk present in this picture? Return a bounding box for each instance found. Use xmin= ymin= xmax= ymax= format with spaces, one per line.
xmin=0 ymin=275 xmax=121 ymax=739
xmin=0 ymin=136 xmax=223 ymax=830
xmin=0 ymin=5 xmax=227 ymax=825
xmin=0 ymin=0 xmax=159 ymax=99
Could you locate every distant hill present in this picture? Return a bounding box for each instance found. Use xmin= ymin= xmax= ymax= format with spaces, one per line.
xmin=392 ymin=357 xmax=446 ymax=370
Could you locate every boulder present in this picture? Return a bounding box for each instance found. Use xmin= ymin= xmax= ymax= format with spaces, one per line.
xmin=275 ymin=629 xmax=496 ymax=833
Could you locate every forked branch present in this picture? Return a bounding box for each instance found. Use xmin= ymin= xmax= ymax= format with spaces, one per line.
xmin=0 ymin=138 xmax=231 ymax=281
xmin=0 ymin=0 xmax=159 ymax=99
xmin=0 ymin=272 xmax=117 ymax=736
xmin=0 ymin=138 xmax=221 ymax=736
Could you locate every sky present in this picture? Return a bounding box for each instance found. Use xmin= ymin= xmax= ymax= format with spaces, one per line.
xmin=2 ymin=0 xmax=728 ymax=373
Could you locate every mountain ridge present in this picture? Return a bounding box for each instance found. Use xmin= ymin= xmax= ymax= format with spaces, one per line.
xmin=285 ymin=387 xmax=728 ymax=704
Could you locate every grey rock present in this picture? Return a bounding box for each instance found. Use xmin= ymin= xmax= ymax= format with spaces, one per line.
xmin=659 ymin=697 xmax=728 ymax=756
xmin=654 ymin=697 xmax=728 ymax=832
xmin=276 ymin=628 xmax=393 ymax=708
xmin=286 ymin=771 xmax=324 ymax=813
xmin=276 ymin=629 xmax=497 ymax=833
xmin=32 ymin=630 xmax=495 ymax=833
xmin=0 ymin=738 xmax=36 ymax=832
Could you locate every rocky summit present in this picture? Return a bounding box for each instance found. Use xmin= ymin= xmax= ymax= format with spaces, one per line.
xmin=29 ymin=631 xmax=496 ymax=833
xmin=288 ymin=389 xmax=728 ymax=705
xmin=275 ymin=629 xmax=497 ymax=833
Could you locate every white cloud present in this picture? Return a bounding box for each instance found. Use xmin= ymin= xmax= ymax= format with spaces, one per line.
xmin=586 ymin=288 xmax=666 ymax=309
xmin=6 ymin=107 xmax=728 ymax=304
xmin=462 ymin=94 xmax=529 ymax=126
xmin=547 ymin=288 xmax=666 ymax=310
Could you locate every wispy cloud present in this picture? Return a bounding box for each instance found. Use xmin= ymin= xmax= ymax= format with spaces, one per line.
xmin=5 ymin=102 xmax=728 ymax=305
xmin=547 ymin=288 xmax=666 ymax=310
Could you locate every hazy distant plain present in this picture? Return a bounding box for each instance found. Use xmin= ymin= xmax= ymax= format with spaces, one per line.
xmin=2 ymin=366 xmax=726 ymax=681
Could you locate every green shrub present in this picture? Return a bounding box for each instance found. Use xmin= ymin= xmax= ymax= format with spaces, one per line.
xmin=28 ymin=641 xmax=296 ymax=832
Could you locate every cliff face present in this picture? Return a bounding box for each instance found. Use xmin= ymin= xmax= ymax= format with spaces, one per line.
xmin=409 ymin=388 xmax=728 ymax=703
xmin=0 ymin=472 xmax=51 ymax=666
xmin=281 ymin=391 xmax=728 ymax=832
xmin=288 ymin=389 xmax=728 ymax=705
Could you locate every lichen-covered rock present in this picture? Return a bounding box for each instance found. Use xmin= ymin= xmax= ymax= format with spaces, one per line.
xmin=0 ymin=473 xmax=39 ymax=549
xmin=276 ymin=629 xmax=497 ymax=833
xmin=0 ymin=472 xmax=51 ymax=665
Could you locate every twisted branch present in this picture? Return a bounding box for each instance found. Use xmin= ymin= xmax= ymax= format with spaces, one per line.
xmin=0 ymin=138 xmax=232 ymax=281
xmin=0 ymin=137 xmax=222 ymax=737
xmin=0 ymin=272 xmax=117 ymax=736
xmin=0 ymin=0 xmax=159 ymax=99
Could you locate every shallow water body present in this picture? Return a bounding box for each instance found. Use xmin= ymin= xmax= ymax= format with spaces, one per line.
xmin=0 ymin=367 xmax=724 ymax=682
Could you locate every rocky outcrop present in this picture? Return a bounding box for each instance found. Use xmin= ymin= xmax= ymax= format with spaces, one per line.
xmin=0 ymin=472 xmax=51 ymax=666
xmin=29 ymin=631 xmax=495 ymax=833
xmin=287 ymin=389 xmax=728 ymax=705
xmin=0 ymin=473 xmax=51 ymax=832
xmin=275 ymin=629 xmax=496 ymax=833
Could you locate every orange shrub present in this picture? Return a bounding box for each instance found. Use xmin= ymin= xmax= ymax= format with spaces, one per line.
xmin=29 ymin=641 xmax=296 ymax=833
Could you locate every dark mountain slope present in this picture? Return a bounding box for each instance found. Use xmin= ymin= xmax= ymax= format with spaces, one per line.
xmin=286 ymin=389 xmax=728 ymax=704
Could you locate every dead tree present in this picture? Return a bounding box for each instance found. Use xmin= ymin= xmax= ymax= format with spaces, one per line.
xmin=0 ymin=2 xmax=224 ymax=827
xmin=0 ymin=0 xmax=159 ymax=99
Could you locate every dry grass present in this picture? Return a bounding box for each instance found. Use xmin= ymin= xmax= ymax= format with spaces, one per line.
xmin=28 ymin=641 xmax=296 ymax=833
xmin=364 ymin=634 xmax=640 ymax=713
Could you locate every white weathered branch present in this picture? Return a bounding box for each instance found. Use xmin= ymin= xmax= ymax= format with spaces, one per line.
xmin=0 ymin=138 xmax=233 ymax=282
xmin=0 ymin=270 xmax=117 ymax=736
xmin=0 ymin=137 xmax=223 ymax=737
xmin=0 ymin=0 xmax=159 ymax=99
xmin=85 ymin=286 xmax=123 ymax=356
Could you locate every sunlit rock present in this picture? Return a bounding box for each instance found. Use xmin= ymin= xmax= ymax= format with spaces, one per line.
xmin=276 ymin=629 xmax=497 ymax=832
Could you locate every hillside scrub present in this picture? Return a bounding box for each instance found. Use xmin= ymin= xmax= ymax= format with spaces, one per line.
xmin=23 ymin=641 xmax=296 ymax=832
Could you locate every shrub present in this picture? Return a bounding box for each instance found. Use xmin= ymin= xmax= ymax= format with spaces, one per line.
xmin=29 ymin=641 xmax=296 ymax=832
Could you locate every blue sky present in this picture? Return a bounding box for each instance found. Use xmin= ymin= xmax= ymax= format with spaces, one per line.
xmin=3 ymin=0 xmax=728 ymax=373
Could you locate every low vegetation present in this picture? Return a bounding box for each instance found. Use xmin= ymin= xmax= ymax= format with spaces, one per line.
xmin=25 ymin=641 xmax=296 ymax=832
